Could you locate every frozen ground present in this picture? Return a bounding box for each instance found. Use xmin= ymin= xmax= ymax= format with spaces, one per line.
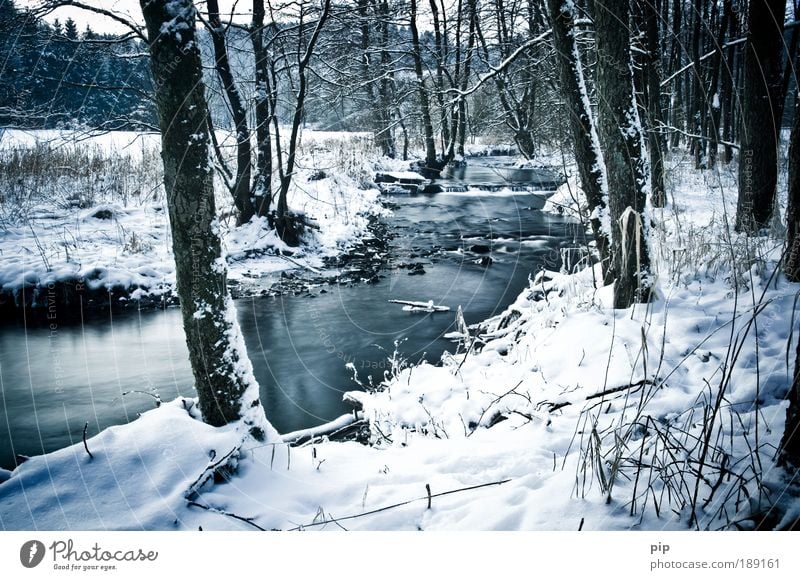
xmin=0 ymin=142 xmax=798 ymax=530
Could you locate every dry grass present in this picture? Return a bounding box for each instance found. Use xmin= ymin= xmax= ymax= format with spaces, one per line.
xmin=0 ymin=139 xmax=164 ymax=228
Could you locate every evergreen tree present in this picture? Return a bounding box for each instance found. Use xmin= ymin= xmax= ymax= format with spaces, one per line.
xmin=63 ymin=17 xmax=78 ymax=40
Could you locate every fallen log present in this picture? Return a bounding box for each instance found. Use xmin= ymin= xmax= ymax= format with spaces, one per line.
xmin=281 ymin=413 xmax=364 ymax=445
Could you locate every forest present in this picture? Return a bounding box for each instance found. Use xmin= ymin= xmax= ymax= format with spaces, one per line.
xmin=0 ymin=0 xmax=798 ymax=540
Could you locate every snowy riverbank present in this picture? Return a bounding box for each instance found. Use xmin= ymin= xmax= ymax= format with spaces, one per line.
xmin=1 ymin=148 xmax=798 ymax=531
xmin=0 ymin=129 xmax=386 ymax=314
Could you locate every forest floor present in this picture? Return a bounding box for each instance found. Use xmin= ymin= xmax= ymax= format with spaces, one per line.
xmin=1 ymin=136 xmax=799 ymax=531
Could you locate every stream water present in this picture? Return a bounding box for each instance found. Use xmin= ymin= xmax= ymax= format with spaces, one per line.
xmin=0 ymin=158 xmax=585 ymax=470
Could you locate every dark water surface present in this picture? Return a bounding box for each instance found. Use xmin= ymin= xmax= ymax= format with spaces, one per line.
xmin=0 ymin=159 xmax=583 ymax=470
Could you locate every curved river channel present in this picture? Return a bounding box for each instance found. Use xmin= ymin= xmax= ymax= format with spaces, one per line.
xmin=0 ymin=158 xmax=586 ymax=470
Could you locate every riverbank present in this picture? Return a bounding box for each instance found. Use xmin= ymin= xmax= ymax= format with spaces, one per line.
xmin=2 ymin=148 xmax=797 ymax=530
xmin=0 ymin=129 xmax=388 ymax=318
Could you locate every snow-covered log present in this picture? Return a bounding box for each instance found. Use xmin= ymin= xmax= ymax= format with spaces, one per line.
xmin=389 ymin=299 xmax=450 ymax=312
xmin=281 ymin=413 xmax=364 ymax=445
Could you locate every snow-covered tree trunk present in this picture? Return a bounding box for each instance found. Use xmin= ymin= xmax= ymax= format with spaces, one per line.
xmin=779 ymin=314 xmax=800 ymax=467
xmin=546 ymin=0 xmax=611 ymax=280
xmin=666 ymin=0 xmax=683 ymax=151
xmin=140 ymin=0 xmax=272 ymax=438
xmin=735 ymin=0 xmax=787 ymax=233
xmin=358 ymin=0 xmax=396 ymax=159
xmin=594 ymin=0 xmax=653 ymax=308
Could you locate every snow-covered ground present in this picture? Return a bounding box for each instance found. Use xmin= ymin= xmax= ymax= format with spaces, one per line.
xmin=1 ymin=144 xmax=797 ymax=531
xmin=0 ymin=129 xmax=385 ymax=309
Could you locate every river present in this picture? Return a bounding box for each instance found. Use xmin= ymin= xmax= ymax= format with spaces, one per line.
xmin=0 ymin=158 xmax=585 ymax=470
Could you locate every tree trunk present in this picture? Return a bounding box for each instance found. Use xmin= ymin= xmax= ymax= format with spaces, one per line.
xmin=546 ymin=0 xmax=611 ymax=280
xmin=410 ymin=0 xmax=438 ymax=170
xmin=778 ymin=304 xmax=800 ymax=465
xmin=359 ymin=0 xmax=395 ymax=158
xmin=455 ymin=0 xmax=476 ymax=157
xmin=690 ymin=0 xmax=705 ymax=169
xmin=207 ymin=0 xmax=254 ymax=224
xmin=667 ymin=0 xmax=683 ymax=150
xmin=251 ymin=0 xmax=273 ymax=217
xmin=595 ymin=0 xmax=653 ymax=308
xmin=377 ymin=0 xmax=396 ymax=158
xmin=706 ymin=0 xmax=733 ymax=170
xmin=643 ymin=0 xmax=666 ymax=207
xmin=720 ymin=0 xmax=737 ymax=165
xmin=786 ymin=91 xmax=800 ymax=281
xmin=428 ymin=0 xmax=452 ymax=162
xmin=139 ymin=0 xmax=271 ymax=437
xmin=473 ymin=0 xmax=536 ymax=160
xmin=735 ymin=0 xmax=788 ymax=233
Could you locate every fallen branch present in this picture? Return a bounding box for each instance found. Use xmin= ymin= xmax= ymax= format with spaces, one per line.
xmin=278 ymin=253 xmax=323 ymax=274
xmin=286 ymin=478 xmax=511 ymax=530
xmin=187 ymin=501 xmax=267 ymax=531
xmin=548 ymin=379 xmax=657 ymax=413
xmin=586 ymin=379 xmax=655 ymax=401
xmin=469 ymin=381 xmax=525 ymax=436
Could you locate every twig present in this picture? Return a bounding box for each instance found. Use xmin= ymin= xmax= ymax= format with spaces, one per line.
xmin=469 ymin=381 xmax=524 ymax=435
xmin=82 ymin=422 xmax=94 ymax=460
xmin=185 ymin=446 xmax=241 ymax=499
xmin=120 ymin=390 xmax=161 ymax=407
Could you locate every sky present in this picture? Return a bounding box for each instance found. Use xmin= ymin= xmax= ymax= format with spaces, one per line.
xmin=15 ymin=1 xmax=442 ymax=38
xmin=15 ymin=0 xmax=257 ymax=35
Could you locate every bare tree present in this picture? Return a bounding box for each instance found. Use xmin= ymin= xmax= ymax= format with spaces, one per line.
xmin=206 ymin=0 xmax=256 ymax=224
xmin=409 ymin=0 xmax=438 ymax=170
xmin=274 ymin=0 xmax=331 ymax=244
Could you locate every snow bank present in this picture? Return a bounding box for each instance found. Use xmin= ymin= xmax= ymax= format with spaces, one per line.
xmin=0 ymin=130 xmax=386 ymax=309
xmin=0 ymin=400 xmax=242 ymax=529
